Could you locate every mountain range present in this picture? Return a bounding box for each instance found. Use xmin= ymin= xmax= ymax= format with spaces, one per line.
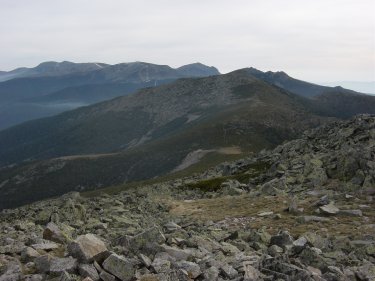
xmin=0 ymin=64 xmax=374 ymax=209
xmin=322 ymin=81 xmax=375 ymax=95
xmin=0 ymin=61 xmax=219 ymax=130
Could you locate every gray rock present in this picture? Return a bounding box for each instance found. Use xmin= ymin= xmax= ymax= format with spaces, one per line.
xmin=23 ymin=274 xmax=43 ymax=281
xmin=99 ymin=271 xmax=115 ymax=281
xmin=268 ymin=245 xmax=283 ymax=256
xmin=270 ymin=231 xmax=294 ymax=249
xmin=125 ymin=226 xmax=165 ymax=255
xmin=34 ymin=255 xmax=52 ymax=273
xmin=21 ymin=247 xmax=40 ymax=262
xmin=220 ymin=264 xmax=238 ymax=279
xmin=151 ymin=258 xmax=171 ymax=274
xmin=314 ymin=195 xmax=330 ymax=206
xmin=247 ymin=229 xmax=271 ymax=245
xmin=139 ymin=254 xmax=152 ymax=268
xmin=293 ymin=236 xmax=308 ymax=247
xmin=102 ymin=254 xmax=135 ymax=281
xmin=175 ymin=261 xmax=201 ymax=279
xmin=43 ymin=222 xmax=68 ymax=244
xmin=243 ymin=264 xmax=261 ymax=281
xmin=320 ymin=203 xmax=340 ymax=215
xmin=339 ymin=209 xmax=363 ymax=217
xmin=304 ymin=233 xmax=330 ymax=250
xmin=67 ymin=234 xmax=108 ymax=263
xmin=0 ymin=261 xmax=23 ymax=281
xmin=58 ymin=271 xmax=76 ymax=281
xmin=260 ymin=178 xmax=286 ymax=195
xmin=355 ymin=261 xmax=375 ymax=281
xmin=298 ymin=247 xmax=325 ymax=270
xmin=296 ymin=216 xmax=330 ymax=223
xmin=93 ymin=261 xmax=102 ymax=274
xmin=287 ymin=196 xmax=300 ymax=214
xmin=78 ymin=264 xmax=99 ymax=281
xmin=203 ymin=266 xmax=220 ymax=281
xmin=159 ymin=244 xmax=192 ymax=261
xmin=292 ymin=236 xmax=308 ymax=254
xmin=31 ymin=241 xmax=59 ymax=251
xmin=219 ymin=180 xmax=246 ymax=195
xmin=163 ymin=222 xmax=181 ymax=232
xmin=257 ymin=211 xmax=274 ymax=217
xmin=49 ymin=257 xmax=78 ymax=276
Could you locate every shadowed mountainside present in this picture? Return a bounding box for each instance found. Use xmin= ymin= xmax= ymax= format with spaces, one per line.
xmin=1 ymin=69 xmax=375 ymax=208
xmin=0 ymin=61 xmax=219 ymax=129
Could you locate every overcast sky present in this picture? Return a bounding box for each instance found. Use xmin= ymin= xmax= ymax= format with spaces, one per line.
xmin=0 ymin=0 xmax=374 ymax=83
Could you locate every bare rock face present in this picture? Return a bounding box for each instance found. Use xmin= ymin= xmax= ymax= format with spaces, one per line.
xmin=124 ymin=226 xmax=166 ymax=255
xmin=270 ymin=231 xmax=294 ymax=250
xmin=67 ymin=234 xmax=108 ymax=263
xmin=102 ymin=254 xmax=135 ymax=281
xmin=78 ymin=264 xmax=100 ymax=281
xmin=43 ymin=222 xmax=67 ymax=244
xmin=49 ymin=257 xmax=78 ymax=276
xmin=20 ymin=247 xmax=40 ymax=263
xmin=175 ymin=261 xmax=201 ymax=279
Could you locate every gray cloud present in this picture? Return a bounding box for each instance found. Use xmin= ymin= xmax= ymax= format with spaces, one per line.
xmin=0 ymin=0 xmax=374 ymax=82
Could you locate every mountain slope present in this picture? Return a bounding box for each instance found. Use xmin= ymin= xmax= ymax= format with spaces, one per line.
xmin=310 ymin=89 xmax=375 ymax=118
xmin=0 ymin=71 xmax=321 ymax=166
xmin=0 ymin=115 xmax=373 ymax=281
xmin=176 ymin=62 xmax=220 ymax=77
xmin=1 ymin=69 xmax=375 ymax=208
xmin=247 ymin=67 xmax=334 ymax=98
xmin=0 ymin=61 xmax=220 ymax=129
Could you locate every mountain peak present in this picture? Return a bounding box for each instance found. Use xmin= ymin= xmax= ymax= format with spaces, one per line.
xmin=177 ymin=63 xmax=220 ymax=77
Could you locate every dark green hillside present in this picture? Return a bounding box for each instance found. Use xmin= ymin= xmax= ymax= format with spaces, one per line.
xmin=311 ymin=90 xmax=375 ymax=118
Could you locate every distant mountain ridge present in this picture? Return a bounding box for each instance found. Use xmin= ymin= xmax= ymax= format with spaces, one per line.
xmin=0 ymin=61 xmax=219 ymax=82
xmin=0 ymin=61 xmax=220 ymax=130
xmin=322 ymin=81 xmax=375 ymax=95
xmin=246 ymin=67 xmax=334 ymax=98
xmin=0 ymin=61 xmax=109 ymax=82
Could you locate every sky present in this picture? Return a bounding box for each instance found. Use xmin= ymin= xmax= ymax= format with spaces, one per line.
xmin=0 ymin=0 xmax=374 ymax=83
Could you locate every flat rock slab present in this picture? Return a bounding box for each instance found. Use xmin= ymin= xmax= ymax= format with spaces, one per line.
xmin=339 ymin=209 xmax=363 ymax=217
xmin=68 ymin=234 xmax=108 ymax=263
xmin=102 ymin=254 xmax=135 ymax=281
xmin=297 ymin=216 xmax=330 ymax=223
xmin=31 ymin=242 xmax=59 ymax=251
xmin=258 ymin=211 xmax=274 ymax=217
xmin=319 ymin=204 xmax=340 ymax=215
xmin=49 ymin=257 xmax=78 ymax=275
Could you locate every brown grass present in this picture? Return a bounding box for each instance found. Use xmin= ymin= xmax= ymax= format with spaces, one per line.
xmin=167 ymin=194 xmax=375 ymax=238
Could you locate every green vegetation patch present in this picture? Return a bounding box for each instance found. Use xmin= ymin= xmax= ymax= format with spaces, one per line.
xmin=230 ymin=161 xmax=271 ymax=183
xmin=186 ymin=177 xmax=228 ymax=192
xmin=185 ymin=161 xmax=271 ymax=192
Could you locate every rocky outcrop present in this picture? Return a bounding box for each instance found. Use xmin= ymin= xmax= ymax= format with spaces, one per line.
xmin=0 ymin=115 xmax=374 ymax=281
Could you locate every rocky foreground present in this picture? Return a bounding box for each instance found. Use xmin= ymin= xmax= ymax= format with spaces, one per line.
xmin=0 ymin=115 xmax=374 ymax=281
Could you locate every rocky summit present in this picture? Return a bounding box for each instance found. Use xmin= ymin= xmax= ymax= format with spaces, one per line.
xmin=0 ymin=115 xmax=374 ymax=281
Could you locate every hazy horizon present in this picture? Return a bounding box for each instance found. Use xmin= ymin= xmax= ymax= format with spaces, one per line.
xmin=0 ymin=0 xmax=374 ymax=83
